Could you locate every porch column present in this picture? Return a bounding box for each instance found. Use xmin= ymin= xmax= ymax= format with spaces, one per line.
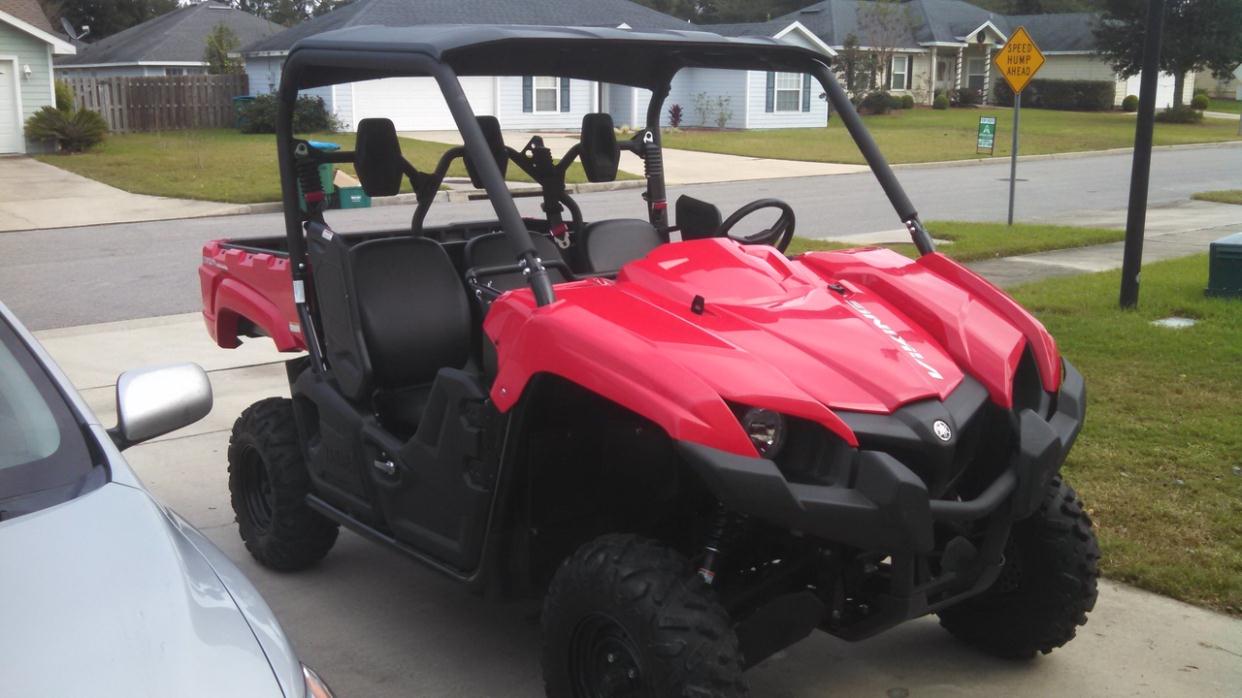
xmin=982 ymin=46 xmax=993 ymax=104
xmin=956 ymin=47 xmax=964 ymax=91
xmin=929 ymin=46 xmax=938 ymax=105
xmin=630 ymin=86 xmax=639 ymax=128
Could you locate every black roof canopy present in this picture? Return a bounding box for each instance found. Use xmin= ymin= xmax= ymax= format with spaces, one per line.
xmin=284 ymin=25 xmax=832 ymax=91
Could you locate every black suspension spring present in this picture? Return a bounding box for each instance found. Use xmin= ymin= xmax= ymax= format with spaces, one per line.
xmin=697 ymin=503 xmax=748 ymax=585
xmin=297 ymin=155 xmax=326 ymax=212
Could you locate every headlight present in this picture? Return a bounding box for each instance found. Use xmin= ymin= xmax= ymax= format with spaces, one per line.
xmin=740 ymin=407 xmax=787 ymax=458
xmin=303 ymin=664 xmax=334 ymax=698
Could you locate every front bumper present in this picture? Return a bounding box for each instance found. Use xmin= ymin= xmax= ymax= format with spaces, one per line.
xmin=678 ymin=360 xmax=1086 ymax=555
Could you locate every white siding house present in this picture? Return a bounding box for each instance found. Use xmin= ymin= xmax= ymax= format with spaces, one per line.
xmin=0 ymin=0 xmax=75 ymax=153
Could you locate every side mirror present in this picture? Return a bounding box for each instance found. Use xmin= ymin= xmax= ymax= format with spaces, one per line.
xmin=108 ymin=363 xmax=213 ymax=450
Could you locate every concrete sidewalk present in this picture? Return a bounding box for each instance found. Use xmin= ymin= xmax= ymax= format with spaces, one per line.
xmin=0 ymin=157 xmax=244 ymax=232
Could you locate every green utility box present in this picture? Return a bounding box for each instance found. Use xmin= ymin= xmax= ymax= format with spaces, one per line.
xmin=1206 ymin=232 xmax=1242 ymax=299
xmin=336 ymin=186 xmax=371 ymax=209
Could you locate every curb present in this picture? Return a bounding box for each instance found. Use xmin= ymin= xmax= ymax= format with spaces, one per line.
xmin=892 ymin=140 xmax=1242 ymax=171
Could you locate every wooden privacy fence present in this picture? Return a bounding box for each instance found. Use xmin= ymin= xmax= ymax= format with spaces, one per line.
xmin=63 ymin=74 xmax=249 ymax=133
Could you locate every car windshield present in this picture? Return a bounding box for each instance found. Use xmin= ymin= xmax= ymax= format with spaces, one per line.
xmin=0 ymin=316 xmax=96 ymax=520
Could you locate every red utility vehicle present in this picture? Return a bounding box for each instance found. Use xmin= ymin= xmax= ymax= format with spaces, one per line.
xmin=200 ymin=25 xmax=1098 ymax=697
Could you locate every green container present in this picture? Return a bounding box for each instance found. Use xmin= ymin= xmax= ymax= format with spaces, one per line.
xmin=232 ymin=95 xmax=256 ymax=129
xmin=1206 ymin=232 xmax=1242 ymax=299
xmin=297 ymin=141 xmax=340 ymax=211
xmin=336 ymin=186 xmax=371 ymax=209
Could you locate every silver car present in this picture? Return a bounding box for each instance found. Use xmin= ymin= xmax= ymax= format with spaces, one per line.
xmin=0 ymin=302 xmax=333 ymax=697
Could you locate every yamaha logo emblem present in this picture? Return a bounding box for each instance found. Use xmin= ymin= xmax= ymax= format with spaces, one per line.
xmin=933 ymin=420 xmax=953 ymax=441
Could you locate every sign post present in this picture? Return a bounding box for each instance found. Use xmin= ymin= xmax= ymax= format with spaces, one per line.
xmin=976 ymin=116 xmax=997 ymax=155
xmin=994 ymin=26 xmax=1045 ymax=226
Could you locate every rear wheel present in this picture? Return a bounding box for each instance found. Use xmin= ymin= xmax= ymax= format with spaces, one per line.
xmin=937 ymin=475 xmax=1100 ymax=658
xmin=541 ymin=534 xmax=747 ymax=698
xmin=228 ymin=397 xmax=338 ymax=571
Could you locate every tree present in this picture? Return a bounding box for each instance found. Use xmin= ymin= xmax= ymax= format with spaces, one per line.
xmin=1094 ymin=0 xmax=1242 ymax=107
xmin=204 ymin=23 xmax=243 ymax=75
xmin=39 ymin=0 xmax=178 ymax=39
xmin=230 ymin=0 xmax=351 ymax=25
xmin=857 ymin=0 xmax=918 ymax=91
xmin=835 ymin=34 xmax=877 ymax=98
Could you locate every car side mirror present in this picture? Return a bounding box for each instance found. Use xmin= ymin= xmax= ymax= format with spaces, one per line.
xmin=108 ymin=363 xmax=213 ymax=450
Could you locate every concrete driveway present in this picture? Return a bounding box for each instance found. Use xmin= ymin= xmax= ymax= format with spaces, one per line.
xmin=410 ymin=130 xmax=868 ymax=184
xmin=30 ymin=312 xmax=1242 ymax=698
xmin=0 ymin=157 xmax=242 ymax=232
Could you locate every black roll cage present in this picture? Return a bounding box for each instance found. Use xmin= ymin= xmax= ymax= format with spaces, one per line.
xmin=274 ymin=27 xmax=936 ymax=372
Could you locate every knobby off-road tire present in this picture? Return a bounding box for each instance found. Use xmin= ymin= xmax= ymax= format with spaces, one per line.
xmin=542 ymin=534 xmax=747 ymax=698
xmin=937 ymin=475 xmax=1100 ymax=659
xmin=228 ymin=397 xmax=338 ymax=571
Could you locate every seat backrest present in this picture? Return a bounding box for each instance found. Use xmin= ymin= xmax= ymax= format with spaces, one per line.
xmin=463 ymin=116 xmax=509 ymax=189
xmin=355 ymin=118 xmax=408 ymax=197
xmin=463 ymin=232 xmax=568 ymax=295
xmin=676 ymin=195 xmax=723 ymax=241
xmin=580 ymin=219 xmax=663 ymax=273
xmin=307 ymin=225 xmax=373 ymax=402
xmin=351 ymin=237 xmax=472 ymax=390
xmin=580 ymin=113 xmax=619 ymax=183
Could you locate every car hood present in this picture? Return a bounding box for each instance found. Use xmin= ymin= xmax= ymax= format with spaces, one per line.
xmin=0 ymin=482 xmax=284 ymax=698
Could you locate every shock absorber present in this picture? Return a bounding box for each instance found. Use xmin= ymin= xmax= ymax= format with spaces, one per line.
xmin=697 ymin=503 xmax=747 ymax=585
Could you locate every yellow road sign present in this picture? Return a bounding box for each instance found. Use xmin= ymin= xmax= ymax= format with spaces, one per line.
xmin=994 ymin=26 xmax=1045 ymax=95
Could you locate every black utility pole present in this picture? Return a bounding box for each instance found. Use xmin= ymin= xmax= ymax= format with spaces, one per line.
xmin=1120 ymin=0 xmax=1166 ymax=309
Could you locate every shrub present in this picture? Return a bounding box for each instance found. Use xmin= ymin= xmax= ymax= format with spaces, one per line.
xmin=25 ymin=105 xmax=108 ymax=152
xmin=1190 ymin=93 xmax=1209 ymax=110
xmin=953 ymin=87 xmax=982 ymax=106
xmin=667 ymin=103 xmax=683 ymax=128
xmin=1121 ymin=94 xmax=1139 ymax=112
xmin=860 ymin=91 xmax=893 ymax=115
xmin=54 ymin=80 xmax=75 ymax=111
xmin=1154 ymin=105 xmax=1203 ymax=124
xmin=900 ymin=94 xmax=915 ymax=109
xmin=933 ymin=94 xmax=949 ymax=110
xmin=995 ymin=78 xmax=1114 ymax=111
xmin=239 ymin=94 xmax=339 ymax=134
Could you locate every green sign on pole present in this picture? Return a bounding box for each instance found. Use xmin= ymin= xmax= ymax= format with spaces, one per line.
xmin=977 ymin=116 xmax=997 ymax=154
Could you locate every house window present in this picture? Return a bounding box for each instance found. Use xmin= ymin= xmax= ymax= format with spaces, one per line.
xmin=533 ymin=76 xmax=559 ymax=112
xmin=890 ymin=56 xmax=910 ymax=91
xmin=775 ymin=72 xmax=802 ymax=111
xmin=967 ymin=58 xmax=987 ymax=91
xmin=165 ymin=67 xmax=186 ymax=76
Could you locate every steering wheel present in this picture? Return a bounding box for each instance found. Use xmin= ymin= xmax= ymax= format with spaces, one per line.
xmin=717 ymin=198 xmax=796 ymax=252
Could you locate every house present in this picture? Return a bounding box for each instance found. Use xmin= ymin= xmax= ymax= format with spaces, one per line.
xmin=239 ymin=0 xmax=834 ymax=132
xmin=1195 ymin=65 xmax=1241 ymax=101
xmin=0 ymin=0 xmax=75 ymax=153
xmin=758 ymin=0 xmax=1194 ymax=109
xmin=55 ymin=1 xmax=283 ymax=79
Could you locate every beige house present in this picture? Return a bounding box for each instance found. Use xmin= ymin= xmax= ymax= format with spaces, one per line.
xmin=726 ymin=0 xmax=1194 ymax=109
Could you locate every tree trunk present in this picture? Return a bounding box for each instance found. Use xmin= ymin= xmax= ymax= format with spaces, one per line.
xmin=1173 ymin=71 xmax=1185 ymax=108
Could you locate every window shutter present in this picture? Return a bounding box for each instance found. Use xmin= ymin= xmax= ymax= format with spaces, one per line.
xmin=802 ymin=73 xmax=812 ymax=111
xmin=522 ymin=76 xmax=533 ymax=113
xmin=765 ymin=71 xmax=775 ymax=112
xmin=560 ymin=77 xmax=571 ymax=112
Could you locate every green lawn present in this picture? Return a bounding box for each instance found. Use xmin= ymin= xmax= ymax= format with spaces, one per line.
xmin=1009 ymin=255 xmax=1242 ymax=614
xmin=35 ymin=128 xmax=630 ymax=204
xmin=663 ymin=107 xmax=1242 ymax=165
xmin=1208 ymin=97 xmax=1242 ymax=115
xmin=787 ymin=221 xmax=1125 ymax=261
xmin=1192 ymin=189 xmax=1242 ymax=205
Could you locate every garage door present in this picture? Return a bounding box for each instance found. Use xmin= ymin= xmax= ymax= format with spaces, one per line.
xmin=0 ymin=63 xmax=21 ymax=154
xmin=1124 ymin=72 xmax=1179 ymax=109
xmin=351 ymin=76 xmax=495 ymax=131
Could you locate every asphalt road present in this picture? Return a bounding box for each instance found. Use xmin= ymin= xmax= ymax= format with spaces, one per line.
xmin=2 ymin=142 xmax=1239 ymax=330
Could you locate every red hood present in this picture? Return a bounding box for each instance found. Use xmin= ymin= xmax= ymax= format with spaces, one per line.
xmin=612 ymin=240 xmax=966 ymax=414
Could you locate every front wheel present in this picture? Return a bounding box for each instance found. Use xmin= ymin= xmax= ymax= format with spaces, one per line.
xmin=937 ymin=475 xmax=1100 ymax=659
xmin=541 ymin=534 xmax=747 ymax=698
xmin=228 ymin=397 xmax=338 ymax=571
